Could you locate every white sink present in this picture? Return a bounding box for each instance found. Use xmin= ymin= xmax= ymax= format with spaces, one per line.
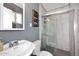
xmin=0 ymin=40 xmax=35 ymax=56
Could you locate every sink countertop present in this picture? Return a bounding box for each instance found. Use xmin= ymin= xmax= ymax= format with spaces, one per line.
xmin=0 ymin=40 xmax=35 ymax=56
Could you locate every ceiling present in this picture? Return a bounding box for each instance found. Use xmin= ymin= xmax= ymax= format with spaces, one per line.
xmin=42 ymin=3 xmax=69 ymax=12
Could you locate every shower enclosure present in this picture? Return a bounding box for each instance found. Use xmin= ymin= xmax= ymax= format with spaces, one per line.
xmin=41 ymin=8 xmax=75 ymax=56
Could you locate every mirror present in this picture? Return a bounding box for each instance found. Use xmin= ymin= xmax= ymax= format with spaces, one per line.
xmin=0 ymin=3 xmax=25 ymax=30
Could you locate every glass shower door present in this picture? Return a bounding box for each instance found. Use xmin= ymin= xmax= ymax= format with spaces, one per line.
xmin=42 ymin=15 xmax=57 ymax=49
xmin=42 ymin=9 xmax=75 ymax=56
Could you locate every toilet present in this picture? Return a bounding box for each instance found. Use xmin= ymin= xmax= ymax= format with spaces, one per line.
xmin=33 ymin=40 xmax=53 ymax=56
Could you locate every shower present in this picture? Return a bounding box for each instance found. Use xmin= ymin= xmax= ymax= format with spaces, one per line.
xmin=41 ymin=8 xmax=75 ymax=56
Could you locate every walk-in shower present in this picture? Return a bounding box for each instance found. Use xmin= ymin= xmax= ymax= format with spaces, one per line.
xmin=41 ymin=8 xmax=75 ymax=56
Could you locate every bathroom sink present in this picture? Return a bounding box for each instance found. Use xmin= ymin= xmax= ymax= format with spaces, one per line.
xmin=0 ymin=40 xmax=35 ymax=56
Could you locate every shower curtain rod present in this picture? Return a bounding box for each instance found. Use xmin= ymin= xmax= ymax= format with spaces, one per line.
xmin=42 ymin=8 xmax=74 ymax=17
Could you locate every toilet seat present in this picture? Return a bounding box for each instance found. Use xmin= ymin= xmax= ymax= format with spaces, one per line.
xmin=39 ymin=51 xmax=52 ymax=56
xmin=33 ymin=40 xmax=53 ymax=56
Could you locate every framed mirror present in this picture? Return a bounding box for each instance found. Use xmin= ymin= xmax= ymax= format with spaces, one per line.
xmin=0 ymin=3 xmax=25 ymax=30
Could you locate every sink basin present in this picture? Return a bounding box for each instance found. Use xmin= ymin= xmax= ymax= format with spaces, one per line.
xmin=0 ymin=40 xmax=35 ymax=56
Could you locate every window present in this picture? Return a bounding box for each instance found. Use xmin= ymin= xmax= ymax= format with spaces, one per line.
xmin=3 ymin=6 xmax=15 ymax=29
xmin=16 ymin=13 xmax=22 ymax=24
xmin=12 ymin=13 xmax=23 ymax=28
xmin=3 ymin=3 xmax=23 ymax=29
